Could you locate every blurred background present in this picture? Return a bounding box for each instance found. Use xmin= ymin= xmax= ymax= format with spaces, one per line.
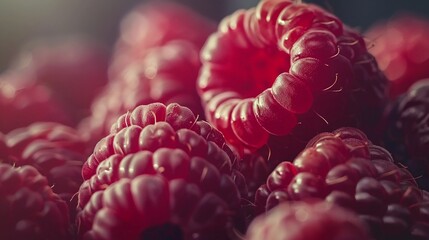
xmin=0 ymin=0 xmax=428 ymax=72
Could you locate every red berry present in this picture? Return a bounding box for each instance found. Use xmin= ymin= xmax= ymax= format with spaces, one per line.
xmin=246 ymin=201 xmax=371 ymax=240
xmin=0 ymin=74 xmax=72 ymax=133
xmin=366 ymin=14 xmax=429 ymax=98
xmin=5 ymin=122 xmax=86 ymax=219
xmin=0 ymin=163 xmax=70 ymax=239
xmin=255 ymin=127 xmax=429 ymax=239
xmin=110 ymin=1 xmax=216 ymax=78
xmin=77 ymin=103 xmax=241 ymax=239
xmin=10 ymin=38 xmax=109 ymax=123
xmin=80 ymin=40 xmax=210 ymax=149
xmin=381 ymin=80 xmax=429 ymax=190
xmin=198 ymin=0 xmax=388 ymax=168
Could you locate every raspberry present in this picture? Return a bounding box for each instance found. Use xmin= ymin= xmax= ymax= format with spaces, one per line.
xmin=77 ymin=103 xmax=241 ymax=239
xmin=110 ymin=1 xmax=216 ymax=78
xmin=366 ymin=14 xmax=429 ymax=98
xmin=79 ymin=41 xmax=207 ymax=148
xmin=0 ymin=75 xmax=72 ymax=133
xmin=5 ymin=122 xmax=86 ymax=218
xmin=381 ymin=80 xmax=429 ymax=190
xmin=10 ymin=38 xmax=109 ymax=124
xmin=198 ymin=0 xmax=388 ymax=162
xmin=255 ymin=127 xmax=429 ymax=240
xmin=246 ymin=201 xmax=371 ymax=240
xmin=0 ymin=163 xmax=70 ymax=240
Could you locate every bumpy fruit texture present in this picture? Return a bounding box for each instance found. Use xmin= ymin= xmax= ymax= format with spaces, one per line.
xmin=9 ymin=38 xmax=110 ymax=124
xmin=0 ymin=163 xmax=70 ymax=240
xmin=110 ymin=1 xmax=216 ymax=78
xmin=79 ymin=41 xmax=207 ymax=148
xmin=198 ymin=0 xmax=388 ymax=163
xmin=0 ymin=74 xmax=72 ymax=133
xmin=255 ymin=127 xmax=429 ymax=240
xmin=246 ymin=201 xmax=371 ymax=240
xmin=5 ymin=122 xmax=86 ymax=208
xmin=381 ymin=80 xmax=429 ymax=190
xmin=77 ymin=103 xmax=241 ymax=240
xmin=366 ymin=15 xmax=429 ymax=98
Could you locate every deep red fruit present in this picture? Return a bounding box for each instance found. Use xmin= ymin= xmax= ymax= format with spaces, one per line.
xmin=255 ymin=127 xmax=429 ymax=240
xmin=79 ymin=41 xmax=208 ymax=148
xmin=0 ymin=74 xmax=72 ymax=133
xmin=198 ymin=0 xmax=388 ymax=163
xmin=5 ymin=122 xmax=86 ymax=216
xmin=366 ymin=14 xmax=429 ymax=98
xmin=246 ymin=201 xmax=371 ymax=240
xmin=110 ymin=1 xmax=216 ymax=78
xmin=0 ymin=132 xmax=13 ymax=164
xmin=10 ymin=37 xmax=110 ymax=124
xmin=0 ymin=163 xmax=70 ymax=240
xmin=77 ymin=103 xmax=241 ymax=240
xmin=381 ymin=80 xmax=429 ymax=190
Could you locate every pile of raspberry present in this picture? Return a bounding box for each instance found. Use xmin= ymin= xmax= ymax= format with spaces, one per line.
xmin=2 ymin=0 xmax=429 ymax=239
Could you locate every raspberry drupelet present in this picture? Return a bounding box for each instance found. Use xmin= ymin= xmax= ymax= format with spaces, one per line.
xmin=77 ymin=103 xmax=242 ymax=240
xmin=198 ymin=0 xmax=388 ymax=165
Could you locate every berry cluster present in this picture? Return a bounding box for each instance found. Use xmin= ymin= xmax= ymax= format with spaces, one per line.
xmin=1 ymin=0 xmax=429 ymax=239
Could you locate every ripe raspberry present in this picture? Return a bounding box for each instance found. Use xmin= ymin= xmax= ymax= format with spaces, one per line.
xmin=246 ymin=201 xmax=371 ymax=240
xmin=10 ymin=37 xmax=109 ymax=124
xmin=6 ymin=122 xmax=86 ymax=215
xmin=110 ymin=1 xmax=216 ymax=78
xmin=0 ymin=74 xmax=72 ymax=133
xmin=381 ymin=80 xmax=429 ymax=190
xmin=80 ymin=40 xmax=208 ymax=148
xmin=77 ymin=103 xmax=241 ymax=239
xmin=198 ymin=0 xmax=388 ymax=162
xmin=366 ymin=14 xmax=429 ymax=98
xmin=0 ymin=163 xmax=70 ymax=240
xmin=255 ymin=127 xmax=429 ymax=240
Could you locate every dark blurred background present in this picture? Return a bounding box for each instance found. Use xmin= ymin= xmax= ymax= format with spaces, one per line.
xmin=0 ymin=0 xmax=428 ymax=72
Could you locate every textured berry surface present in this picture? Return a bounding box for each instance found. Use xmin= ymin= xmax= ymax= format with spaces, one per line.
xmin=79 ymin=41 xmax=207 ymax=148
xmin=255 ymin=127 xmax=429 ymax=240
xmin=77 ymin=103 xmax=241 ymax=239
xmin=0 ymin=163 xmax=70 ymax=240
xmin=246 ymin=201 xmax=371 ymax=240
xmin=5 ymin=122 xmax=86 ymax=220
xmin=198 ymin=0 xmax=388 ymax=164
xmin=10 ymin=38 xmax=109 ymax=124
xmin=0 ymin=74 xmax=72 ymax=133
xmin=366 ymin=15 xmax=429 ymax=98
xmin=381 ymin=80 xmax=429 ymax=190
